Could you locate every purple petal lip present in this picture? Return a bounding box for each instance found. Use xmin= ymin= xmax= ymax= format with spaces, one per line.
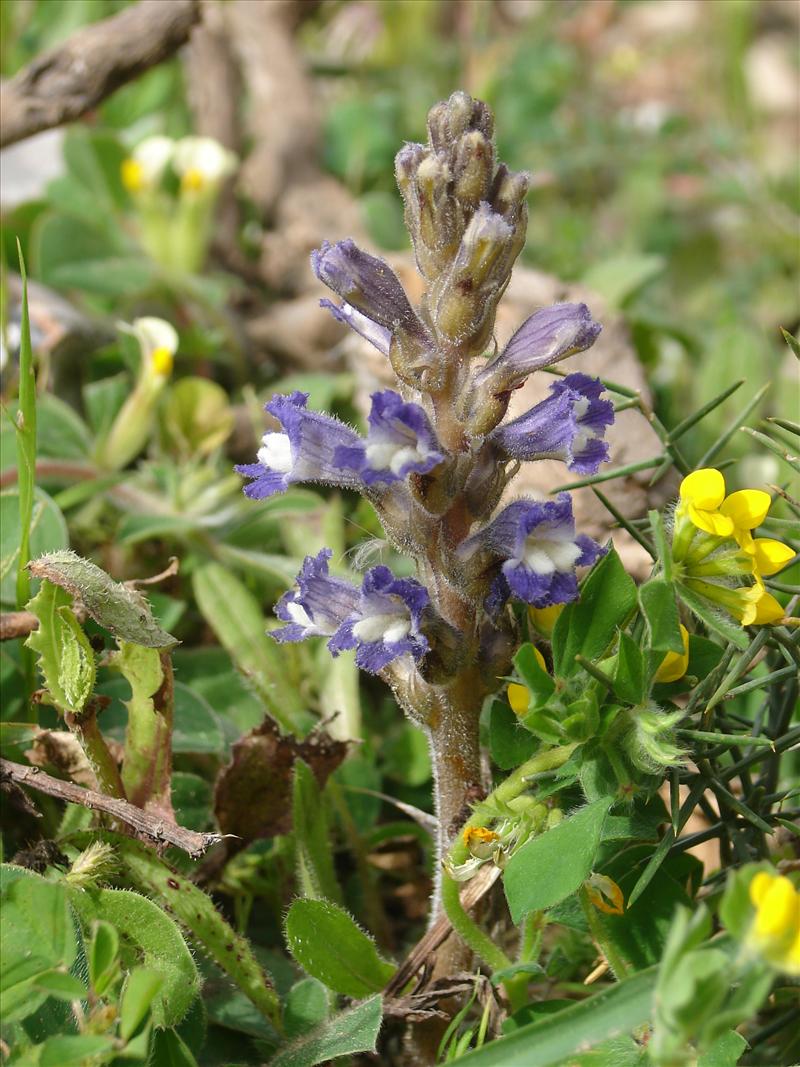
xmin=329 ymin=564 xmax=430 ymax=673
xmin=312 ymin=239 xmax=423 ymax=336
xmin=460 ymin=494 xmax=605 ymax=610
xmin=272 ymin=549 xmax=360 ymax=643
xmin=490 ymin=372 xmax=613 ymax=474
xmin=319 ymin=299 xmax=392 ymax=356
xmin=475 ymin=303 xmax=602 ymax=392
xmin=335 ymin=390 xmax=445 ymax=485
xmin=236 ymin=391 xmax=364 ymax=500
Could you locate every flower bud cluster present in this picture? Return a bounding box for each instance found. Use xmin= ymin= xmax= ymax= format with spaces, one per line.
xmin=238 ymin=93 xmax=611 ymax=721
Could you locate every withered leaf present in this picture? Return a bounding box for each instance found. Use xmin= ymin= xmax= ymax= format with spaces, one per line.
xmin=214 ymin=718 xmax=348 ymax=847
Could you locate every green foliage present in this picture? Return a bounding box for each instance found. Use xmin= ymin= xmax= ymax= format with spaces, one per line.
xmin=292 ymin=759 xmax=342 ymax=904
xmin=503 ymin=799 xmax=612 ymax=924
xmin=269 ymin=994 xmax=383 ymax=1067
xmin=25 ymin=580 xmax=95 ymax=713
xmin=284 ymin=899 xmax=395 ymax=997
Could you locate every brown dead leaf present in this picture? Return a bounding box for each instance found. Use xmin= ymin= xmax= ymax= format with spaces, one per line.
xmin=213 ymin=717 xmax=349 ymax=847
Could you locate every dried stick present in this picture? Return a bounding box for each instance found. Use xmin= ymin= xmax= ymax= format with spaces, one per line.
xmin=0 ymin=758 xmax=221 ymax=858
xmin=384 ymin=865 xmax=501 ymax=997
xmin=0 ymin=0 xmax=200 ymax=147
xmin=0 ymin=611 xmax=39 ymax=641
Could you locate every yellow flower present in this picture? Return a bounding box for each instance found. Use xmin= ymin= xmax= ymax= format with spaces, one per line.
xmin=654 ymin=624 xmax=689 ymax=683
xmin=180 ymin=167 xmax=207 ymax=193
xmin=150 ymin=345 xmax=174 ymax=378
xmin=463 ymin=826 xmax=500 ymax=860
xmin=748 ymin=871 xmax=800 ymax=975
xmin=528 ymin=604 xmax=564 ymax=637
xmin=678 ymin=469 xmax=734 ymax=537
xmin=585 ymin=872 xmax=625 ymax=915
xmin=749 ymin=538 xmax=795 ymax=577
xmin=121 ymin=158 xmax=145 ymax=193
xmin=738 ymin=583 xmax=785 ymax=626
xmin=508 ymin=647 xmax=547 ymax=716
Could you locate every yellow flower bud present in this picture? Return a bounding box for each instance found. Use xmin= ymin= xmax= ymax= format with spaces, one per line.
xmin=528 ymin=603 xmax=564 ymax=637
xmin=748 ymin=871 xmax=800 ymax=975
xmin=150 ymin=345 xmax=174 ymax=378
xmin=181 ymin=167 xmax=207 ymax=193
xmin=121 ymin=158 xmax=145 ymax=193
xmin=654 ymin=624 xmax=690 ymax=683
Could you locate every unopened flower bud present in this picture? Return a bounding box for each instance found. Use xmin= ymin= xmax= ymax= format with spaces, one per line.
xmin=454 ymin=131 xmax=494 ymax=210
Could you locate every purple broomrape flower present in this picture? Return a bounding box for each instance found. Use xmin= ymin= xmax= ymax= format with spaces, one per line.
xmin=474 ymin=303 xmax=602 ymax=395
xmin=329 ymin=565 xmax=430 ymax=672
xmin=459 ymin=494 xmax=604 ymax=609
xmin=313 ymin=239 xmax=429 ymax=348
xmin=319 ymin=298 xmax=391 ymax=356
xmin=335 ymin=390 xmax=445 ymax=485
xmin=490 ymin=373 xmax=614 ymax=474
xmin=273 ymin=550 xmax=360 ymax=643
xmin=235 ymin=392 xmax=362 ymax=499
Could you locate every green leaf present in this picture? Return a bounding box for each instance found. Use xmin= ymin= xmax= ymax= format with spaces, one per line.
xmin=503 ymin=799 xmax=612 ymax=923
xmin=453 ymin=966 xmax=656 ymax=1066
xmin=69 ymin=886 xmax=198 ymax=1028
xmin=269 ymin=994 xmax=383 ymax=1067
xmin=36 ymin=394 xmax=92 ymax=460
xmin=614 ymin=633 xmax=646 ymax=705
xmin=28 ymin=550 xmax=177 ymax=648
xmin=120 ymin=968 xmax=163 ymax=1040
xmin=513 ymin=644 xmax=555 ymax=703
xmin=698 ymin=1030 xmax=748 ymax=1067
xmin=150 ymin=1028 xmax=201 ymax=1067
xmin=192 ymin=562 xmax=309 ymax=732
xmin=160 ymin=377 xmax=234 ymax=458
xmin=581 ymin=253 xmax=664 ymax=308
xmin=285 ymin=899 xmax=395 ymax=997
xmin=0 ymin=865 xmax=77 ymax=1023
xmin=293 ymin=759 xmax=342 ymax=904
xmin=33 ymin=970 xmax=87 ymax=1001
xmin=675 ymin=584 xmax=749 ymax=650
xmin=552 ymin=550 xmax=637 ymax=677
xmin=70 ymin=831 xmax=281 ymax=1027
xmin=88 ymin=920 xmax=120 ymax=995
xmin=172 ymin=684 xmax=225 ymax=754
xmin=490 ymin=699 xmax=537 ymax=770
xmin=84 ymin=374 xmax=129 ymax=439
xmin=171 ymin=772 xmax=213 ymax=832
xmin=0 ymin=487 xmax=69 ymax=606
xmin=117 ymin=512 xmax=205 ymax=546
xmin=284 ymin=978 xmax=330 ymax=1039
xmin=639 ymin=578 xmax=683 ymax=655
xmin=25 ymin=579 xmax=95 ymax=712
xmin=38 ymin=1034 xmax=115 ymax=1066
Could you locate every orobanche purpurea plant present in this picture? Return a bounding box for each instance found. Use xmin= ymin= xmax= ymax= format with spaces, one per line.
xmin=6 ymin=92 xmax=798 ymax=1067
xmin=234 ymin=92 xmax=799 ymax=1060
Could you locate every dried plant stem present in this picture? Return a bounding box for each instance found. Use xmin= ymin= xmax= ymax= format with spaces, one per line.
xmin=0 ymin=758 xmax=221 ymax=857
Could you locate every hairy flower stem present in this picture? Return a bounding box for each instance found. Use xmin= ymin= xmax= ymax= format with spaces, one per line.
xmin=441 ymin=744 xmax=577 ymax=1004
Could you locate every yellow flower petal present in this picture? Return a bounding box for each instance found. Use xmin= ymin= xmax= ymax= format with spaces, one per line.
xmin=508 ymin=683 xmax=529 ymax=716
xmin=528 ymin=603 xmax=564 ymax=637
xmin=687 ymin=502 xmax=734 ymax=537
xmin=680 ymin=469 xmax=726 ymax=510
xmin=750 ymin=870 xmax=774 ymax=908
xmin=720 ymin=489 xmax=771 ymax=530
xmin=586 ymin=873 xmax=625 ymax=916
xmin=121 ymin=158 xmax=145 ymax=193
xmin=150 ymin=345 xmax=174 ymax=377
xmin=654 ymin=624 xmax=690 ymax=683
xmin=752 ymin=539 xmax=795 ymax=577
xmin=740 ymin=587 xmax=785 ymax=626
xmin=753 ymin=875 xmax=800 ymax=941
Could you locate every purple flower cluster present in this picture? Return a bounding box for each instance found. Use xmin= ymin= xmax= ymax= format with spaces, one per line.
xmin=274 ymin=550 xmax=429 ymax=674
xmin=235 ymin=92 xmax=616 ymax=689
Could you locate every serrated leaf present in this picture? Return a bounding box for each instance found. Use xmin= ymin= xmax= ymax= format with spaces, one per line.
xmin=28 ymin=550 xmax=177 ymax=648
xmin=269 ymin=994 xmax=383 ymax=1067
xmin=503 ymin=799 xmax=612 ymax=924
xmin=110 ymin=640 xmax=171 ymax=809
xmin=26 ymin=580 xmax=95 ymax=712
xmin=68 ymin=885 xmax=198 ymax=1028
xmin=285 ymin=899 xmax=395 ymax=997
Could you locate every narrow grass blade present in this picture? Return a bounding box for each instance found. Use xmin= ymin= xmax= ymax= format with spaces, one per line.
xmin=696 ymin=382 xmax=770 ymax=468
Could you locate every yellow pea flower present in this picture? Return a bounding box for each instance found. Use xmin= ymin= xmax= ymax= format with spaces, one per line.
xmin=750 ymin=538 xmax=795 ymax=577
xmin=121 ymin=158 xmax=145 ymax=194
xmin=463 ymin=826 xmax=500 ymax=860
xmin=678 ymin=469 xmax=734 ymax=537
xmin=528 ymin=603 xmax=564 ymax=637
xmin=585 ymin=872 xmax=625 ymax=915
xmin=748 ymin=871 xmax=800 ymax=975
xmin=508 ymin=647 xmax=547 ymax=716
xmin=738 ymin=583 xmax=785 ymax=626
xmin=654 ymin=624 xmax=689 ymax=683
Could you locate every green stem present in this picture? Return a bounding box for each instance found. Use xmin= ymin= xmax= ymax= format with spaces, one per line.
xmin=441 ymin=744 xmax=577 ymax=1004
xmin=578 ymin=886 xmax=629 ymax=980
xmin=519 ymin=910 xmax=544 ymax=963
xmin=65 ymin=710 xmax=126 ymax=800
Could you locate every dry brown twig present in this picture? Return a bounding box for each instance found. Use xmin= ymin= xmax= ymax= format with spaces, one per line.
xmin=0 ymin=758 xmax=222 ymax=858
xmin=0 ymin=0 xmax=201 ymax=147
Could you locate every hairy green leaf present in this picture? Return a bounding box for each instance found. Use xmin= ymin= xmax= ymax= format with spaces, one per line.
xmin=269 ymin=994 xmax=383 ymax=1067
xmin=25 ymin=580 xmax=95 ymax=713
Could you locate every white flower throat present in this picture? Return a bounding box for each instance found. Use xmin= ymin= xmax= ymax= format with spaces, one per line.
xmin=523 ymin=532 xmax=581 ymax=575
xmin=258 ymin=433 xmax=293 ymax=473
